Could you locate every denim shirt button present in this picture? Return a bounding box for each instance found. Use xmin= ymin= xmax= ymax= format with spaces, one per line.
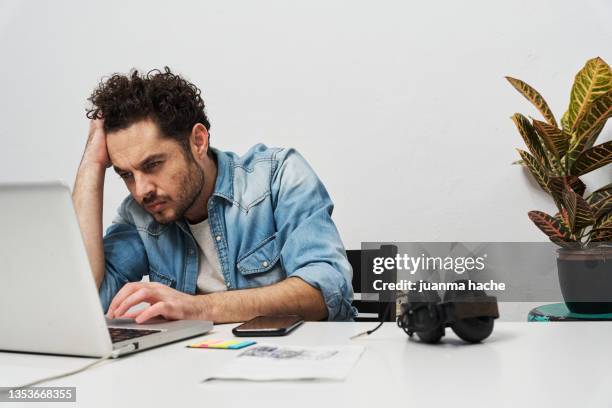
xmin=262 ymin=261 xmax=269 ymax=267
xmin=226 ymin=281 xmax=231 ymax=288
xmin=215 ymin=235 xmax=221 ymax=242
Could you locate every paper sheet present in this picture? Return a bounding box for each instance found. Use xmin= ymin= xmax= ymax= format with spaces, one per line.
xmin=202 ymin=344 xmax=365 ymax=381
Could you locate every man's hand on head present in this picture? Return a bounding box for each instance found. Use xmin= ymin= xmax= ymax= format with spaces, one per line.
xmin=106 ymin=282 xmax=206 ymax=323
xmin=81 ymin=119 xmax=111 ymax=168
xmin=72 ymin=119 xmax=113 ymax=290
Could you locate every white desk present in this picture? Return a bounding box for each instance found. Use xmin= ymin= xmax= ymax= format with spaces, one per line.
xmin=1 ymin=322 xmax=611 ymax=408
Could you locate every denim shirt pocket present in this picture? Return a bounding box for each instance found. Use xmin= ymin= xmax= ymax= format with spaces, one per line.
xmin=236 ymin=234 xmax=284 ymax=287
xmin=237 ymin=234 xmax=280 ymax=274
xmin=148 ymin=266 xmax=177 ymax=288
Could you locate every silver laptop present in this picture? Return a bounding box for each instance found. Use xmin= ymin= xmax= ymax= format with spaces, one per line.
xmin=0 ymin=182 xmax=212 ymax=358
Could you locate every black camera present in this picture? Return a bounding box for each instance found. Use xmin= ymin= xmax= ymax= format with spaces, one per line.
xmin=397 ymin=280 xmax=499 ymax=343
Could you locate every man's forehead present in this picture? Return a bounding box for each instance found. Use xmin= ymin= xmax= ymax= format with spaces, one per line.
xmin=107 ymin=119 xmax=175 ymax=169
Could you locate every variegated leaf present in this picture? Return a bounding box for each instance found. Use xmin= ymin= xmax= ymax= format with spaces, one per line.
xmin=567 ymin=122 xmax=607 ymax=170
xmin=549 ymin=176 xmax=586 ymax=210
xmin=584 ymin=122 xmax=605 ymax=151
xmin=512 ymin=113 xmax=551 ymax=169
xmin=587 ymin=183 xmax=612 ymax=205
xmin=528 ymin=210 xmax=573 ymax=240
xmin=562 ymin=185 xmax=595 ymax=231
xmin=550 ymin=236 xmax=581 ymax=249
xmin=595 ymin=211 xmax=612 ymax=229
xmin=593 ymin=196 xmax=612 ymax=220
xmin=574 ymin=90 xmax=612 ymax=142
xmin=566 ymin=132 xmax=592 ymax=169
xmin=589 ymin=228 xmax=612 ymax=243
xmin=554 ymin=208 xmax=574 ymax=237
xmin=571 ymin=140 xmax=612 ymax=176
xmin=532 ymin=119 xmax=570 ymax=159
xmin=517 ymin=149 xmax=550 ymax=193
xmin=562 ymin=57 xmax=612 ymax=132
xmin=569 ymin=176 xmax=586 ymax=196
xmin=506 ymin=76 xmax=558 ymax=126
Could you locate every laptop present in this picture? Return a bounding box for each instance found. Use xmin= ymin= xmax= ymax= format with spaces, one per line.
xmin=0 ymin=182 xmax=213 ymax=358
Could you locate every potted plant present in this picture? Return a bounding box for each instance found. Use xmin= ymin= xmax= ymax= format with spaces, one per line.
xmin=506 ymin=56 xmax=612 ymax=314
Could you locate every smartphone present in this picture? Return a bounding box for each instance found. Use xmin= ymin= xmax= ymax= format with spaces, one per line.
xmin=232 ymin=315 xmax=304 ymax=337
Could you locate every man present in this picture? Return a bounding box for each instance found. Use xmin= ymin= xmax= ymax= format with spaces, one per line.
xmin=73 ymin=67 xmax=355 ymax=323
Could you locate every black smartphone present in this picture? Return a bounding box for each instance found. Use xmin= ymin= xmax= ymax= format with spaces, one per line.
xmin=232 ymin=315 xmax=304 ymax=337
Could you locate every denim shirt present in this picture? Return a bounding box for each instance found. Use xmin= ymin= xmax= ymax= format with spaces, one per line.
xmin=100 ymin=144 xmax=357 ymax=321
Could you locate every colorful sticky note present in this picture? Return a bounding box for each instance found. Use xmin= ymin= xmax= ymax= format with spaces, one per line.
xmin=188 ymin=339 xmax=256 ymax=350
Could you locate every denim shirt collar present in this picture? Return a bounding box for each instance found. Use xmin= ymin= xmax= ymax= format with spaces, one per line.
xmin=210 ymin=147 xmax=234 ymax=203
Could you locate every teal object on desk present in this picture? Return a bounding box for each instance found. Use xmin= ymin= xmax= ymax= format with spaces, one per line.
xmin=528 ymin=303 xmax=612 ymax=322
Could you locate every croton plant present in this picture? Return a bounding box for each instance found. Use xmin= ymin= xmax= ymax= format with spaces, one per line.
xmin=506 ymin=57 xmax=612 ymax=248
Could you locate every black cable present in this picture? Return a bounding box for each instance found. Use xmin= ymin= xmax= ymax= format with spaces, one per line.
xmin=349 ymin=302 xmax=393 ymax=340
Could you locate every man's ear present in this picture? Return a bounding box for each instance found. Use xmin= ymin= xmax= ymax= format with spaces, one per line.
xmin=189 ymin=123 xmax=210 ymax=160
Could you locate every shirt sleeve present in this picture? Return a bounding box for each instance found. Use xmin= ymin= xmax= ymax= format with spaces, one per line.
xmin=99 ymin=207 xmax=149 ymax=312
xmin=271 ymin=148 xmax=357 ymax=321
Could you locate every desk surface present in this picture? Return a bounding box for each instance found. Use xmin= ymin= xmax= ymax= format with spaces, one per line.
xmin=1 ymin=322 xmax=610 ymax=408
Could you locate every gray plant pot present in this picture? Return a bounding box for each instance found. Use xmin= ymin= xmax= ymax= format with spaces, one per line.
xmin=557 ymin=247 xmax=612 ymax=314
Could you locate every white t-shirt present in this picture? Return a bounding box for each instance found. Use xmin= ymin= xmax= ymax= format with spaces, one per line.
xmin=187 ymin=219 xmax=227 ymax=294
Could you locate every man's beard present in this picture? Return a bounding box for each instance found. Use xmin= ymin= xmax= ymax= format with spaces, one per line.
xmin=146 ymin=158 xmax=205 ymax=225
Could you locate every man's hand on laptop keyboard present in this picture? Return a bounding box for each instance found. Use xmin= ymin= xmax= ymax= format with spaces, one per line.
xmin=106 ymin=282 xmax=204 ymax=323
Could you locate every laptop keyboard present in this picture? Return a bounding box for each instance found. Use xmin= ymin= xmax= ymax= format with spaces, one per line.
xmin=108 ymin=327 xmax=161 ymax=343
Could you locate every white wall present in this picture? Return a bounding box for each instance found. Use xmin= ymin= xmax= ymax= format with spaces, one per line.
xmin=0 ymin=0 xmax=610 ymax=249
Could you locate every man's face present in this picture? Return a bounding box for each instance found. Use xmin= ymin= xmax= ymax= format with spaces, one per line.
xmin=107 ymin=118 xmax=204 ymax=224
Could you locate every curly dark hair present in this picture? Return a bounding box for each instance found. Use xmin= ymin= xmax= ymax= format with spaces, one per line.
xmin=86 ymin=67 xmax=211 ymax=150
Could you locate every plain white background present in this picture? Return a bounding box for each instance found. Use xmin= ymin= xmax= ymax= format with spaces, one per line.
xmin=0 ymin=0 xmax=610 ymax=248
